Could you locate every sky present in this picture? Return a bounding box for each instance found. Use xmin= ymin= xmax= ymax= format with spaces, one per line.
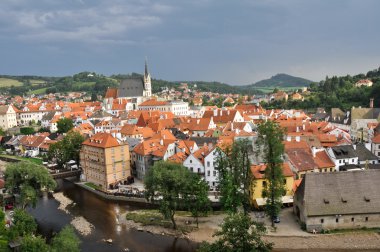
xmin=0 ymin=0 xmax=379 ymax=85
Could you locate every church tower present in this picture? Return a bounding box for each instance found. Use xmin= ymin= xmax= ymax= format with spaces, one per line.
xmin=143 ymin=59 xmax=151 ymax=97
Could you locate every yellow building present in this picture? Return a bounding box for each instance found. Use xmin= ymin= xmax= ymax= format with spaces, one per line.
xmin=250 ymin=163 xmax=295 ymax=209
xmin=80 ymin=133 xmax=130 ymax=191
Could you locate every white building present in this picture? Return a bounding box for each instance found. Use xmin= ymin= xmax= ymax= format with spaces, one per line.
xmin=138 ymin=99 xmax=189 ymax=116
xmin=183 ymin=145 xmax=221 ymax=191
xmin=327 ymin=145 xmax=359 ymax=171
xmin=0 ymin=105 xmax=17 ymax=130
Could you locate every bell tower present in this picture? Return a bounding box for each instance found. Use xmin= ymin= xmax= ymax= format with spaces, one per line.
xmin=143 ymin=59 xmax=151 ymax=97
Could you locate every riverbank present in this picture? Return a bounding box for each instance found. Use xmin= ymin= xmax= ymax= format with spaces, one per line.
xmin=53 ymin=192 xmax=94 ymax=236
xmin=122 ymin=210 xmax=380 ymax=250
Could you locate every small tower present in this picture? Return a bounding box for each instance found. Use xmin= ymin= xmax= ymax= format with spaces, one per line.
xmin=143 ymin=59 xmax=151 ymax=97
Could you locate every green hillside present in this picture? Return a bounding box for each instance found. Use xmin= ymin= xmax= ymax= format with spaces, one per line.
xmin=247 ymin=73 xmax=313 ymax=88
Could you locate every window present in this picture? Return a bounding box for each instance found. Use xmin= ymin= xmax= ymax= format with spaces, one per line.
xmin=190 ymin=167 xmax=193 ymax=172
xmin=207 ymin=161 xmax=210 ymax=167
xmin=190 ymin=160 xmax=192 ymax=164
xmin=207 ymin=170 xmax=210 ymax=176
xmin=351 ymin=159 xmax=354 ymax=162
xmin=365 ymin=217 xmax=369 ymax=221
xmin=263 ymin=181 xmax=267 ymax=187
xmin=336 ymin=218 xmax=339 ymax=223
xmin=213 ymin=171 xmax=216 ymax=176
xmin=351 ymin=218 xmax=354 ymax=222
xmin=320 ymin=219 xmax=324 ymax=223
xmin=283 ymin=179 xmax=286 ymax=184
xmin=197 ymin=168 xmax=200 ymax=173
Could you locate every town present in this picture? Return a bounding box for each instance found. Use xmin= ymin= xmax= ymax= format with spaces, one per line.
xmin=1 ymin=62 xmax=380 ymax=251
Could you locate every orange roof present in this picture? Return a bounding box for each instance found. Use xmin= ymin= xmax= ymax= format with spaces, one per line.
xmin=251 ymin=163 xmax=293 ymax=179
xmin=105 ymin=88 xmax=118 ymax=99
xmin=372 ymin=134 xmax=380 ymax=144
xmin=139 ymin=99 xmax=168 ymax=106
xmin=82 ymin=133 xmax=120 ymax=148
xmin=168 ymin=152 xmax=188 ymax=163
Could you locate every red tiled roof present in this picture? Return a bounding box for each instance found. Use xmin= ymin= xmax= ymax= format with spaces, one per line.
xmin=82 ymin=133 xmax=120 ymax=148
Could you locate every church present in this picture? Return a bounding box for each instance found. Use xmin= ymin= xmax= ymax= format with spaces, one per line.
xmin=103 ymin=61 xmax=152 ymax=113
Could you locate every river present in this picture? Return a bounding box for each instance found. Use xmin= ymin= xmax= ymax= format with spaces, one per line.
xmin=28 ymin=179 xmax=198 ymax=252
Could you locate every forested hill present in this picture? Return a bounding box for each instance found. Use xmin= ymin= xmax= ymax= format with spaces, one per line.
xmin=265 ymin=66 xmax=380 ymax=111
xmin=245 ymin=73 xmax=313 ymax=88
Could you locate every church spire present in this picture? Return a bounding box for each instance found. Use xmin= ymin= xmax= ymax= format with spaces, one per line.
xmin=145 ymin=57 xmax=149 ymax=77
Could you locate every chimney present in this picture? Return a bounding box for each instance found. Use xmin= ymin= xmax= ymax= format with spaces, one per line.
xmin=160 ymin=139 xmax=164 ymax=145
xmin=213 ymin=109 xmax=217 ymax=117
xmin=197 ymin=119 xmax=200 ymax=124
xmin=370 ymin=98 xmax=374 ymax=108
xmin=302 ymin=123 xmax=305 ymax=131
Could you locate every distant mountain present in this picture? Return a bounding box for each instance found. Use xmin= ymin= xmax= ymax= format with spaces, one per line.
xmin=247 ymin=73 xmax=313 ymax=88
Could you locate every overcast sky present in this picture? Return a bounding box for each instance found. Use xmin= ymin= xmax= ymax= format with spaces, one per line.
xmin=1 ymin=0 xmax=379 ymax=84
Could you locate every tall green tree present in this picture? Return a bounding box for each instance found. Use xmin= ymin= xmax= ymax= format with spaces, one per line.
xmin=56 ymin=118 xmax=74 ymax=133
xmin=51 ymin=226 xmax=81 ymax=252
xmin=256 ymin=121 xmax=286 ymax=227
xmin=216 ymin=140 xmax=252 ymax=213
xmin=198 ymin=212 xmax=272 ymax=252
xmin=48 ymin=131 xmax=85 ymax=168
xmin=5 ymin=162 xmax=56 ymax=209
xmin=184 ymin=175 xmax=211 ymax=227
xmin=145 ymin=161 xmax=210 ymax=230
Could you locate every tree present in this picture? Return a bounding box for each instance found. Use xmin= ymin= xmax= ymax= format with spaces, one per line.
xmin=51 ymin=226 xmax=81 ymax=252
xmin=56 ymin=118 xmax=74 ymax=133
xmin=145 ymin=161 xmax=208 ymax=229
xmin=216 ymin=140 xmax=252 ymax=213
xmin=198 ymin=212 xmax=272 ymax=252
xmin=184 ymin=174 xmax=211 ymax=227
xmin=256 ymin=121 xmax=286 ymax=227
xmin=20 ymin=235 xmax=49 ymax=252
xmin=91 ymin=92 xmax=98 ymax=101
xmin=9 ymin=209 xmax=37 ymax=239
xmin=20 ymin=127 xmax=35 ymax=135
xmin=5 ymin=162 xmax=56 ymax=209
xmin=48 ymin=131 xmax=85 ymax=168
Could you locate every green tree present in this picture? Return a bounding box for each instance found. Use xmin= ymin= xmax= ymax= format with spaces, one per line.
xmin=20 ymin=235 xmax=49 ymax=252
xmin=51 ymin=226 xmax=81 ymax=252
xmin=198 ymin=212 xmax=272 ymax=252
xmin=145 ymin=161 xmax=202 ymax=229
xmin=184 ymin=174 xmax=211 ymax=227
xmin=20 ymin=127 xmax=35 ymax=135
xmin=0 ymin=127 xmax=5 ymax=136
xmin=9 ymin=209 xmax=37 ymax=239
xmin=256 ymin=121 xmax=286 ymax=227
xmin=56 ymin=118 xmax=74 ymax=133
xmin=5 ymin=162 xmax=56 ymax=209
xmin=91 ymin=92 xmax=98 ymax=101
xmin=216 ymin=140 xmax=252 ymax=213
xmin=48 ymin=131 xmax=85 ymax=168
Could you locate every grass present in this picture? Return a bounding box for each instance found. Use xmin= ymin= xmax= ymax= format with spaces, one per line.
xmin=84 ymin=182 xmax=101 ymax=190
xmin=0 ymin=154 xmax=43 ymax=165
xmin=30 ymin=80 xmax=46 ymax=86
xmin=126 ymin=210 xmax=195 ymax=233
xmin=323 ymin=227 xmax=380 ymax=234
xmin=74 ymin=81 xmax=95 ymax=88
xmin=251 ymin=86 xmax=300 ymax=93
xmin=0 ymin=78 xmax=23 ymax=87
xmin=27 ymin=87 xmax=47 ymax=95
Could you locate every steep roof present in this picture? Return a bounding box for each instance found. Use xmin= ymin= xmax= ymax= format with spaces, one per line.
xmin=82 ymin=133 xmax=120 ymax=148
xmin=251 ymin=163 xmax=293 ymax=179
xmin=118 ymin=78 xmax=145 ymax=97
xmin=298 ymin=170 xmax=380 ymax=216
